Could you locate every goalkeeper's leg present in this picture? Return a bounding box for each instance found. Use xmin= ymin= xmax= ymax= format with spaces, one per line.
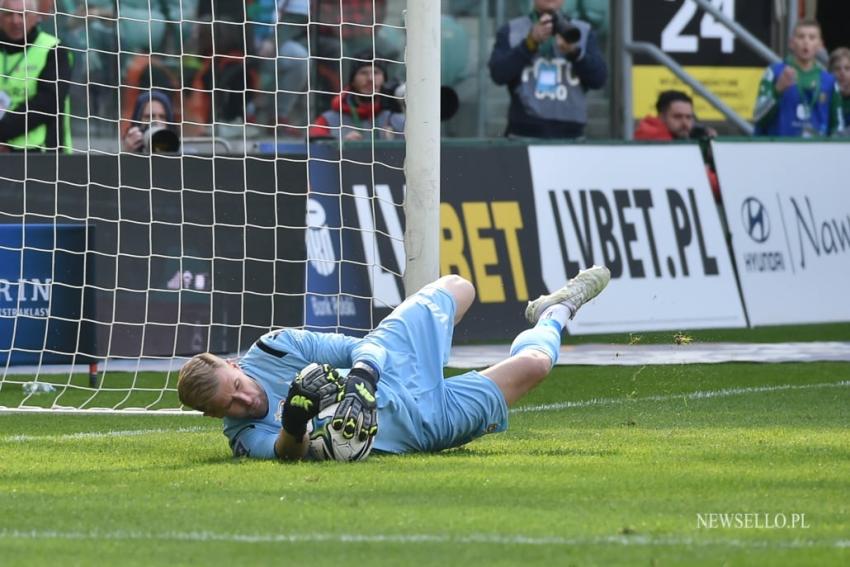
xmin=482 ymin=266 xmax=610 ymax=405
xmin=480 ymin=338 xmax=556 ymax=406
xmin=417 ymin=274 xmax=475 ymax=325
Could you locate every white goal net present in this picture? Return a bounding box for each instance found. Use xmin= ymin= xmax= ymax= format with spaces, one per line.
xmin=0 ymin=0 xmax=440 ymax=412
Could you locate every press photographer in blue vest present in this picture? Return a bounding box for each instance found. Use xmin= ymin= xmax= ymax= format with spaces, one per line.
xmin=0 ymin=0 xmax=72 ymax=153
xmin=489 ymin=0 xmax=607 ymax=139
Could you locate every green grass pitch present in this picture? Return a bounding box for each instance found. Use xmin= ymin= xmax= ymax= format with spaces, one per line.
xmin=1 ymin=361 xmax=848 ymax=566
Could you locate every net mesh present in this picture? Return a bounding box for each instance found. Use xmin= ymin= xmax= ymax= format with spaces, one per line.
xmin=0 ymin=0 xmax=410 ymax=411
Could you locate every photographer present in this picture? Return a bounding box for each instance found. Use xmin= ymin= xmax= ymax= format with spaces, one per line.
xmin=488 ymin=0 xmax=606 ymax=139
xmin=122 ymin=90 xmax=179 ymax=154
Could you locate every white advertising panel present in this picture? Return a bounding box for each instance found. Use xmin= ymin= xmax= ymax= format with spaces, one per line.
xmin=529 ymin=145 xmax=747 ymax=333
xmin=713 ymin=142 xmax=850 ymax=326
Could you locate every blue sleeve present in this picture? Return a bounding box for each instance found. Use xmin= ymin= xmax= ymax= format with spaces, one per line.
xmin=571 ymin=30 xmax=607 ymax=90
xmin=489 ymin=23 xmax=534 ymax=86
xmin=229 ymin=424 xmax=278 ymax=459
xmin=259 ymin=328 xmax=361 ymax=368
xmin=351 ymin=339 xmax=388 ymax=377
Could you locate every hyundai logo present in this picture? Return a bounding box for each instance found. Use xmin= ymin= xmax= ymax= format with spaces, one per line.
xmin=741 ymin=197 xmax=770 ymax=243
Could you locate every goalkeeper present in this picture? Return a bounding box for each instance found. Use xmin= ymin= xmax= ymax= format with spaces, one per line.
xmin=177 ymin=267 xmax=610 ymax=461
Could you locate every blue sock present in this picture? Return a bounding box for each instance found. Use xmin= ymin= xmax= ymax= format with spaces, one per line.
xmin=537 ymin=317 xmax=563 ymax=334
xmin=509 ymin=320 xmax=563 ymax=365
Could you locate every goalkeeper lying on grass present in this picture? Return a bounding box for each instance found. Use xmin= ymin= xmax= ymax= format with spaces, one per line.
xmin=177 ymin=267 xmax=610 ymax=461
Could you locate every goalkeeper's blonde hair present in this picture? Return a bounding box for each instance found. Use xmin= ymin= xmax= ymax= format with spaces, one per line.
xmin=178 ymin=353 xmax=225 ymax=412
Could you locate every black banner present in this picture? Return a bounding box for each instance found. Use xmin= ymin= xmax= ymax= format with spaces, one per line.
xmin=340 ymin=143 xmax=541 ymax=342
xmin=0 ymin=154 xmax=307 ymax=358
xmin=0 ymin=144 xmax=541 ymax=356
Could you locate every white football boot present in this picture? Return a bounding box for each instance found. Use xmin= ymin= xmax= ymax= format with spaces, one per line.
xmin=525 ymin=265 xmax=611 ymax=324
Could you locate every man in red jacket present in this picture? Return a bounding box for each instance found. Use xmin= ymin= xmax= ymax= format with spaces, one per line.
xmin=635 ymin=90 xmax=701 ymax=140
xmin=635 ymin=90 xmax=721 ymax=201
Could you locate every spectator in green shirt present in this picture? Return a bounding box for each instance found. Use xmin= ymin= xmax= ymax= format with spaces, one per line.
xmin=753 ymin=20 xmax=843 ymax=137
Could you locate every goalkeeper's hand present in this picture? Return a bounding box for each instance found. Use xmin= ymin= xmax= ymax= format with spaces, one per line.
xmin=281 ymin=363 xmax=343 ymax=439
xmin=332 ymin=363 xmax=378 ymax=442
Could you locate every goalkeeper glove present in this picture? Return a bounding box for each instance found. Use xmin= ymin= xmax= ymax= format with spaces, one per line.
xmin=281 ymin=363 xmax=343 ymax=439
xmin=332 ymin=362 xmax=379 ymax=441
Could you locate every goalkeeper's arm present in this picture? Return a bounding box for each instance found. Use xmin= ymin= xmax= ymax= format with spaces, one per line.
xmin=275 ymin=429 xmax=309 ymax=461
xmin=330 ymin=340 xmax=385 ymax=440
xmin=275 ymin=392 xmax=313 ymax=461
xmin=332 ymin=361 xmax=379 ymax=441
xmin=275 ymin=363 xmax=344 ymax=461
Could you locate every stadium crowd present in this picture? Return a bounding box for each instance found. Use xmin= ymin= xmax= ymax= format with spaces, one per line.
xmin=0 ymin=0 xmax=848 ymax=153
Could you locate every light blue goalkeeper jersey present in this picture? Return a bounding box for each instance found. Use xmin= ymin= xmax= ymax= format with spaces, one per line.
xmin=224 ymin=327 xmax=409 ymax=458
xmin=223 ymin=286 xmax=508 ymax=458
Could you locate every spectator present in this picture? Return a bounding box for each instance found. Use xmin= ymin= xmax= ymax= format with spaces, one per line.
xmin=311 ymin=0 xmax=385 ymax=55
xmin=0 ymin=0 xmax=72 ymax=152
xmin=635 ymin=91 xmax=721 ymax=202
xmin=829 ymin=47 xmax=850 ymax=135
xmin=635 ymin=90 xmax=717 ymax=141
xmin=250 ymin=0 xmax=309 ymax=128
xmin=122 ymin=90 xmax=179 ymax=153
xmin=184 ymin=16 xmax=258 ymax=137
xmin=488 ymin=0 xmax=607 ymax=139
xmin=310 ymin=0 xmax=403 ymax=95
xmin=308 ymin=53 xmax=404 ymax=141
xmin=753 ymin=19 xmax=843 ymax=137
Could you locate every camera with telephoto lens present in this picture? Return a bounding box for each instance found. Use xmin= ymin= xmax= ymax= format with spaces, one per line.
xmin=547 ymin=10 xmax=582 ymax=44
xmin=141 ymin=123 xmax=180 ymax=154
xmin=379 ymin=80 xmax=460 ymax=122
xmin=379 ymin=80 xmax=406 ymax=114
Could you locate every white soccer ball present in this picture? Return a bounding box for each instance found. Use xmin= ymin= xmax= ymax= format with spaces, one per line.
xmin=305 ymin=402 xmax=375 ymax=462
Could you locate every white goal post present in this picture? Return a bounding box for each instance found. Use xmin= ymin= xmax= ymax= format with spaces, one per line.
xmin=0 ymin=0 xmax=440 ymax=412
xmin=402 ymin=0 xmax=440 ymax=295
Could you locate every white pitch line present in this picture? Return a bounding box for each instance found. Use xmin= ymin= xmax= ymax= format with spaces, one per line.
xmin=0 ymin=528 xmax=846 ymax=550
xmin=512 ymin=381 xmax=850 ymax=414
xmin=3 ymin=382 xmax=847 ymax=442
xmin=1 ymin=426 xmax=210 ymax=443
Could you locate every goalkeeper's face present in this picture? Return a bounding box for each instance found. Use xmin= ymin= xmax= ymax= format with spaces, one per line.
xmin=203 ymin=362 xmax=269 ymax=420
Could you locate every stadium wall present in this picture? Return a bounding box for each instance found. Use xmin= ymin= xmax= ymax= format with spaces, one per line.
xmin=0 ymin=141 xmax=847 ymax=359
